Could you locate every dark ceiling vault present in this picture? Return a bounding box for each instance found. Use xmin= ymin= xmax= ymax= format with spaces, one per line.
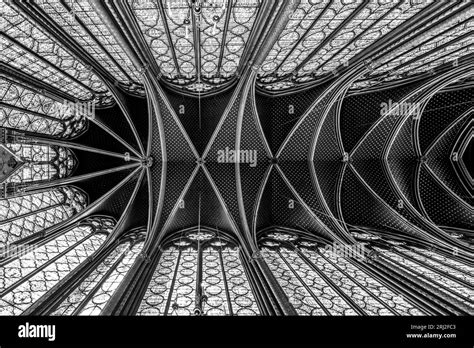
xmin=0 ymin=0 xmax=472 ymax=316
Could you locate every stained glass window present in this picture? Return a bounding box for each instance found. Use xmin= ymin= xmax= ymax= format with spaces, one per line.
xmin=2 ymin=143 xmax=77 ymax=185
xmin=413 ymin=248 xmax=474 ymax=276
xmin=374 ymin=246 xmax=474 ymax=312
xmin=0 ymin=1 xmax=108 ymax=100
xmin=372 ymin=14 xmax=473 ymax=77
xmin=0 ymin=0 xmax=471 ymax=320
xmin=137 ymin=231 xmax=260 ymax=316
xmin=33 ymin=0 xmax=142 ymax=89
xmin=0 ymin=216 xmax=114 ymax=315
xmin=0 ymin=187 xmax=87 ymax=250
xmin=0 ymin=77 xmax=87 ymax=138
xmin=127 ymin=0 xmax=261 ymax=92
xmin=258 ymin=0 xmax=434 ymax=91
xmin=345 ymin=2 xmax=474 ymax=90
xmin=260 ymin=231 xmax=426 ymax=316
xmin=51 ymin=232 xmax=145 ymax=316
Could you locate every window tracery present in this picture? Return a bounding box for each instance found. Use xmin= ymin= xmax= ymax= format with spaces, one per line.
xmin=51 ymin=229 xmax=145 ymax=316
xmin=2 ymin=142 xmax=77 ymax=185
xmin=34 ymin=0 xmax=143 ymax=88
xmin=137 ymin=230 xmax=260 ymax=316
xmin=257 ymin=0 xmax=434 ymax=91
xmin=0 ymin=2 xmax=108 ymax=100
xmin=259 ymin=231 xmax=427 ymax=316
xmin=0 ymin=216 xmax=114 ymax=315
xmin=0 ymin=78 xmax=87 ymax=138
xmin=0 ymin=187 xmax=87 ymax=250
xmin=127 ymin=0 xmax=261 ymax=92
xmin=373 ymin=246 xmax=474 ymax=312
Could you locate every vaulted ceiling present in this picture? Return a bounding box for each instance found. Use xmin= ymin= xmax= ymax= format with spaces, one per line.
xmin=0 ymin=0 xmax=472 ymax=316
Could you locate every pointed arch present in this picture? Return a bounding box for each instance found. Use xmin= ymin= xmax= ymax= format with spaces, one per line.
xmin=136 ymin=228 xmax=260 ymax=316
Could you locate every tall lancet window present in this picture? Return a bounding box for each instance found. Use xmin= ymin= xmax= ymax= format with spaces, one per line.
xmin=2 ymin=141 xmax=77 ymax=185
xmin=0 ymin=77 xmax=87 ymax=138
xmin=371 ymin=244 xmax=474 ymax=314
xmin=127 ymin=0 xmax=262 ymax=92
xmin=0 ymin=1 xmax=108 ymax=101
xmin=34 ymin=0 xmax=143 ymax=88
xmin=0 ymin=216 xmax=114 ymax=315
xmin=50 ymin=227 xmax=146 ymax=316
xmin=0 ymin=128 xmax=85 ymax=251
xmin=259 ymin=231 xmax=427 ymax=316
xmin=137 ymin=230 xmax=260 ymax=316
xmin=0 ymin=187 xmax=87 ymax=250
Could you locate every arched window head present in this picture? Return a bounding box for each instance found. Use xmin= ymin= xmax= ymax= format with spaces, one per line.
xmin=128 ymin=0 xmax=262 ymax=93
xmin=259 ymin=230 xmax=427 ymax=316
xmin=50 ymin=227 xmax=146 ymax=316
xmin=137 ymin=229 xmax=260 ymax=316
xmin=0 ymin=215 xmax=114 ymax=315
xmin=0 ymin=186 xmax=88 ymax=251
xmin=1 ymin=140 xmax=77 ymax=185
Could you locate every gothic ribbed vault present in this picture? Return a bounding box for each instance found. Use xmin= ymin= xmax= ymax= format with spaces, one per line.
xmin=0 ymin=0 xmax=473 ymax=316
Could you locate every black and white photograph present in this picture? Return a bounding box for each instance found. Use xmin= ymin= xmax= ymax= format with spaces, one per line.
xmin=0 ymin=0 xmax=473 ymax=346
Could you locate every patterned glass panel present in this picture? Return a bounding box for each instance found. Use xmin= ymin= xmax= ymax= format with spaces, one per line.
xmin=35 ymin=0 xmax=142 ymax=86
xmin=302 ymin=248 xmax=394 ymax=315
xmin=304 ymin=1 xmax=430 ymax=77
xmin=3 ymin=143 xmax=76 ymax=184
xmin=259 ymin=1 xmax=347 ymax=80
xmin=395 ymin=39 xmax=473 ymax=77
xmin=356 ymin=4 xmax=474 ymax=86
xmin=50 ymin=243 xmax=129 ymax=315
xmin=79 ymin=241 xmax=144 ymax=315
xmin=216 ymin=1 xmax=260 ymax=78
xmin=127 ymin=0 xmax=260 ymax=92
xmin=261 ymin=246 xmax=326 ymax=315
xmin=262 ymin=246 xmax=358 ymax=315
xmin=51 ymin=240 xmax=144 ymax=315
xmin=258 ymin=0 xmax=364 ymax=90
xmin=375 ymin=247 xmax=474 ymax=311
xmin=161 ymin=1 xmax=197 ymax=80
xmin=0 ymin=187 xmax=87 ymax=250
xmin=0 ymin=222 xmax=92 ymax=294
xmin=257 ymin=0 xmax=435 ymax=90
xmin=221 ymin=246 xmax=259 ymax=315
xmin=0 ymin=77 xmax=87 ymax=138
xmin=136 ymin=246 xmax=179 ymax=315
xmin=374 ymin=18 xmax=474 ymax=75
xmin=372 ymin=2 xmax=470 ymax=62
xmin=318 ymin=248 xmax=425 ymax=315
xmin=168 ymin=246 xmax=197 ymax=316
xmin=0 ymin=217 xmax=113 ymax=315
xmin=201 ymin=246 xmax=228 ymax=315
xmin=137 ymin=232 xmax=259 ymax=316
xmin=260 ymin=232 xmax=426 ymax=316
xmin=128 ymin=0 xmax=177 ymax=78
xmin=0 ymin=2 xmax=107 ymax=100
xmin=397 ymin=248 xmax=474 ymax=286
xmin=413 ymin=248 xmax=474 ymax=276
